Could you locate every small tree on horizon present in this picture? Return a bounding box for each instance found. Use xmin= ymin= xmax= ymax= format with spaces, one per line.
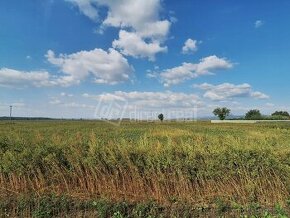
xmin=245 ymin=109 xmax=262 ymax=120
xmin=213 ymin=107 xmax=231 ymax=120
xmin=158 ymin=113 xmax=164 ymax=122
xmin=271 ymin=111 xmax=290 ymax=117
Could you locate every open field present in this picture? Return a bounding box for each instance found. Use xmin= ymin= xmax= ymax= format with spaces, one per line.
xmin=211 ymin=120 xmax=290 ymax=124
xmin=0 ymin=120 xmax=289 ymax=217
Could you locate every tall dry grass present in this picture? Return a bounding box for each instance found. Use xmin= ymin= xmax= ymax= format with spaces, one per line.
xmin=0 ymin=121 xmax=289 ymax=216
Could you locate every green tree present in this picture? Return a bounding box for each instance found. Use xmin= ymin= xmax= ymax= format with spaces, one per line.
xmin=158 ymin=113 xmax=164 ymax=122
xmin=271 ymin=111 xmax=290 ymax=117
xmin=245 ymin=109 xmax=262 ymax=120
xmin=270 ymin=111 xmax=290 ymax=120
xmin=213 ymin=107 xmax=231 ymax=120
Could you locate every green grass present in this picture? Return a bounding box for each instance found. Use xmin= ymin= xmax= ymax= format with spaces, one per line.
xmin=0 ymin=120 xmax=289 ymax=217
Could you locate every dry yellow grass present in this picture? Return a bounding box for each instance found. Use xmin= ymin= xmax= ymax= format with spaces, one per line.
xmin=0 ymin=121 xmax=289 ymax=216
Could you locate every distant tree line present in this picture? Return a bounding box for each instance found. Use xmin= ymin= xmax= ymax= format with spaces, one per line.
xmin=0 ymin=117 xmax=54 ymax=121
xmin=213 ymin=108 xmax=290 ymax=120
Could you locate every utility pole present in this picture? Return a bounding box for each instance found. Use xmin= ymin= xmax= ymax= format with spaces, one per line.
xmin=9 ymin=105 xmax=12 ymax=120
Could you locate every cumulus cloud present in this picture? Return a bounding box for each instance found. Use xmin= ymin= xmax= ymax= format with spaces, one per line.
xmin=66 ymin=0 xmax=171 ymax=60
xmin=67 ymin=0 xmax=169 ymax=35
xmin=0 ymin=68 xmax=57 ymax=88
xmin=83 ymin=90 xmax=201 ymax=109
xmin=99 ymin=0 xmax=168 ymax=34
xmin=112 ymin=30 xmax=167 ymax=61
xmin=137 ymin=20 xmax=171 ymax=39
xmin=182 ymin=38 xmax=198 ymax=54
xmin=153 ymin=55 xmax=233 ymax=86
xmin=250 ymin=91 xmax=269 ymax=99
xmin=195 ymin=83 xmax=269 ymax=101
xmin=46 ymin=48 xmax=134 ymax=85
xmin=0 ymin=47 xmax=134 ymax=88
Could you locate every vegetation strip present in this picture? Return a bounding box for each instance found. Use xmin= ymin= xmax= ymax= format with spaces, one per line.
xmin=0 ymin=121 xmax=289 ymax=217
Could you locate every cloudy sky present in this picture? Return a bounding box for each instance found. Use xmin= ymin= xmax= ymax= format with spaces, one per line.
xmin=1 ymin=0 xmax=290 ymax=119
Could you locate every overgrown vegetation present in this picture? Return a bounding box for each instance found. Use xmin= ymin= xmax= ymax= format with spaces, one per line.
xmin=244 ymin=109 xmax=290 ymax=120
xmin=213 ymin=108 xmax=290 ymax=120
xmin=0 ymin=121 xmax=289 ymax=217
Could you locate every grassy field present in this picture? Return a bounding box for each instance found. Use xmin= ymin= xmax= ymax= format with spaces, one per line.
xmin=0 ymin=120 xmax=289 ymax=217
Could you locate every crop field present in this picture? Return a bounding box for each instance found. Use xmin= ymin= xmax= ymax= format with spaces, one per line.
xmin=0 ymin=121 xmax=289 ymax=217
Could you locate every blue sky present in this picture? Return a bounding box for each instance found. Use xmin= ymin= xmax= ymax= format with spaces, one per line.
xmin=1 ymin=0 xmax=290 ymax=119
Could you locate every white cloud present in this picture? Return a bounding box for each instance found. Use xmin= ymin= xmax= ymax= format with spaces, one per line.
xmin=182 ymin=38 xmax=198 ymax=54
xmin=255 ymin=20 xmax=264 ymax=28
xmin=68 ymin=0 xmax=168 ymax=35
xmin=60 ymin=92 xmax=74 ymax=97
xmin=0 ymin=47 xmax=134 ymax=88
xmin=112 ymin=30 xmax=167 ymax=61
xmin=83 ymin=90 xmax=201 ymax=109
xmin=154 ymin=55 xmax=233 ymax=86
xmin=195 ymin=83 xmax=269 ymax=101
xmin=160 ymin=63 xmax=197 ymax=87
xmin=146 ymin=72 xmax=158 ymax=79
xmin=66 ymin=0 xmax=171 ymax=60
xmin=0 ymin=68 xmax=57 ymax=88
xmin=101 ymin=0 xmax=161 ymax=29
xmin=41 ymin=89 xmax=202 ymax=120
xmin=63 ymin=102 xmax=95 ymax=109
xmin=46 ymin=48 xmax=134 ymax=85
xmin=250 ymin=91 xmax=269 ymax=99
xmin=195 ymin=55 xmax=233 ymax=74
xmin=49 ymin=96 xmax=94 ymax=109
xmin=137 ymin=20 xmax=171 ymax=39
xmin=66 ymin=0 xmax=99 ymax=21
